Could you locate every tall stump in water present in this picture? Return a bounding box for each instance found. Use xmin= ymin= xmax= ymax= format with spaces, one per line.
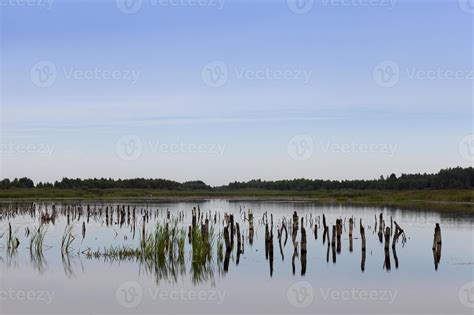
xmin=384 ymin=227 xmax=391 ymax=271
xmin=360 ymin=219 xmax=366 ymax=272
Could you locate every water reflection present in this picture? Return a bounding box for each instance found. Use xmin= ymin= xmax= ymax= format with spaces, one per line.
xmin=2 ymin=201 xmax=471 ymax=286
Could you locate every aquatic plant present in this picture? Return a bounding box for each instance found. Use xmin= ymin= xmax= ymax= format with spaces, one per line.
xmin=61 ymin=225 xmax=76 ymax=256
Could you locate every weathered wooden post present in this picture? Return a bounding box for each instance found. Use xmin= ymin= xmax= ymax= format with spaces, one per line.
xmin=349 ymin=217 xmax=354 ymax=252
xmin=248 ymin=210 xmax=254 ymax=246
xmin=331 ymin=225 xmax=337 ymax=263
xmin=360 ymin=219 xmax=366 ymax=272
xmin=336 ymin=219 xmax=342 ymax=254
xmin=384 ymin=227 xmax=391 ymax=271
xmin=378 ymin=213 xmax=384 ymax=243
xmin=323 ymin=214 xmax=328 ymax=245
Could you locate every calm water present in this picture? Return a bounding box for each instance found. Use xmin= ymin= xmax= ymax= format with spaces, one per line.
xmin=1 ymin=200 xmax=473 ymax=314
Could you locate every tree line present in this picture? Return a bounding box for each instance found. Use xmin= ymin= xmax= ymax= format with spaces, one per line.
xmin=0 ymin=167 xmax=472 ymax=191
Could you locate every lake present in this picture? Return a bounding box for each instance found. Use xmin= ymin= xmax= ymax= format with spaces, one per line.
xmin=1 ymin=200 xmax=473 ymax=314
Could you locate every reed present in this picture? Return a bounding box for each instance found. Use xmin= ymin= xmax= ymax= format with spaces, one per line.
xmin=61 ymin=225 xmax=76 ymax=256
xmin=29 ymin=224 xmax=48 ymax=257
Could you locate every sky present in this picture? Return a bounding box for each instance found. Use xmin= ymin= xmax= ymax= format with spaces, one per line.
xmin=0 ymin=0 xmax=473 ymax=186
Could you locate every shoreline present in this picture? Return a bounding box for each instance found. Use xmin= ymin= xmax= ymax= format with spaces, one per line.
xmin=0 ymin=188 xmax=472 ymax=213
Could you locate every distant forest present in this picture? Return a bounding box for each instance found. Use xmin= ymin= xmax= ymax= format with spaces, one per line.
xmin=0 ymin=167 xmax=472 ymax=191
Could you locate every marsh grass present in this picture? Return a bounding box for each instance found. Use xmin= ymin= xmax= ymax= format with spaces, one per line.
xmin=28 ymin=224 xmax=49 ymax=273
xmin=190 ymin=225 xmax=219 ymax=285
xmin=83 ymin=222 xmax=189 ymax=283
xmin=61 ymin=225 xmax=76 ymax=256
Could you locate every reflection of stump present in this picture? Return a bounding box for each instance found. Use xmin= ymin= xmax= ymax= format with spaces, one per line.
xmin=384 ymin=226 xmax=391 ymax=271
xmin=326 ymin=241 xmax=330 ymax=263
xmin=224 ymin=247 xmax=231 ymax=273
xmin=331 ymin=225 xmax=337 ymax=263
xmin=349 ymin=218 xmax=353 ymax=252
xmin=384 ymin=227 xmax=390 ymax=250
xmin=360 ymin=219 xmax=366 ymax=272
xmin=224 ymin=226 xmax=232 ymax=251
xmin=432 ymin=223 xmax=442 ymax=270
xmin=300 ymin=227 xmax=307 ymax=276
xmin=292 ymin=241 xmax=298 ymax=275
xmin=269 ymin=236 xmax=274 ymax=277
xmin=236 ymin=223 xmax=242 ymax=265
xmin=393 ymin=244 xmax=399 ymax=269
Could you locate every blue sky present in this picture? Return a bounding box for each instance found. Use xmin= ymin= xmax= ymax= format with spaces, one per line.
xmin=0 ymin=0 xmax=472 ymax=185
